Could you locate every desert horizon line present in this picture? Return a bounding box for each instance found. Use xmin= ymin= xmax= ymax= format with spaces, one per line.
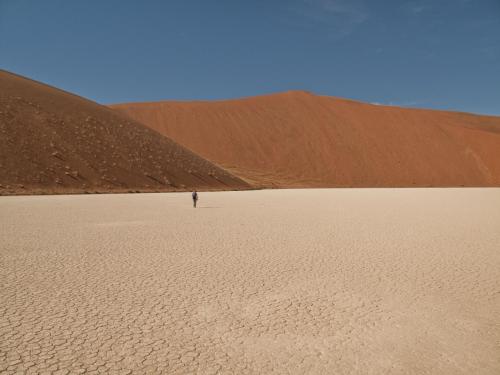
xmin=3 ymin=69 xmax=498 ymax=118
xmin=110 ymin=90 xmax=500 ymax=119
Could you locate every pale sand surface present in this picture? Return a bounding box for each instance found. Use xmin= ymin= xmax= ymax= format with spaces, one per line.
xmin=1 ymin=189 xmax=499 ymax=374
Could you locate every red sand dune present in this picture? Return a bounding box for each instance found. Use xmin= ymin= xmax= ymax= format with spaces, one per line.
xmin=0 ymin=71 xmax=249 ymax=195
xmin=112 ymin=91 xmax=500 ymax=187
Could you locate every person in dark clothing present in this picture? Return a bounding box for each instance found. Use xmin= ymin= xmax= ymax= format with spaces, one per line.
xmin=192 ymin=191 xmax=198 ymax=208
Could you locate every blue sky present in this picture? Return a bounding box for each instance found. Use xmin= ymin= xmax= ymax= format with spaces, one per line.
xmin=1 ymin=0 xmax=499 ymax=115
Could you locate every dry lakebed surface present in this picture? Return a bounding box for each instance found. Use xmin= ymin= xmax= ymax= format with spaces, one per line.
xmin=1 ymin=189 xmax=499 ymax=374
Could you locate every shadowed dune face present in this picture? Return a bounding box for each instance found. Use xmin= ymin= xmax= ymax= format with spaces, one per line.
xmin=112 ymin=91 xmax=500 ymax=187
xmin=0 ymin=71 xmax=250 ymax=195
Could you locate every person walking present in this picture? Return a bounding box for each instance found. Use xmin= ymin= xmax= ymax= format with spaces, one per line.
xmin=192 ymin=191 xmax=198 ymax=208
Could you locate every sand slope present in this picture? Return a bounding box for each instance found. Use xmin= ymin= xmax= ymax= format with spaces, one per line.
xmin=1 ymin=189 xmax=499 ymax=373
xmin=112 ymin=92 xmax=500 ymax=187
xmin=0 ymin=70 xmax=249 ymax=195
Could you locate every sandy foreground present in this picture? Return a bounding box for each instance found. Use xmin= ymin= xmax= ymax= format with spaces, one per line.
xmin=1 ymin=189 xmax=499 ymax=374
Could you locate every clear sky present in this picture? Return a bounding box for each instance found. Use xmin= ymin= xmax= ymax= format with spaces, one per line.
xmin=1 ymin=0 xmax=499 ymax=115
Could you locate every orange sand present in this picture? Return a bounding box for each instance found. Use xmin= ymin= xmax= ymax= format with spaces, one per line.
xmin=113 ymin=92 xmax=500 ymax=188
